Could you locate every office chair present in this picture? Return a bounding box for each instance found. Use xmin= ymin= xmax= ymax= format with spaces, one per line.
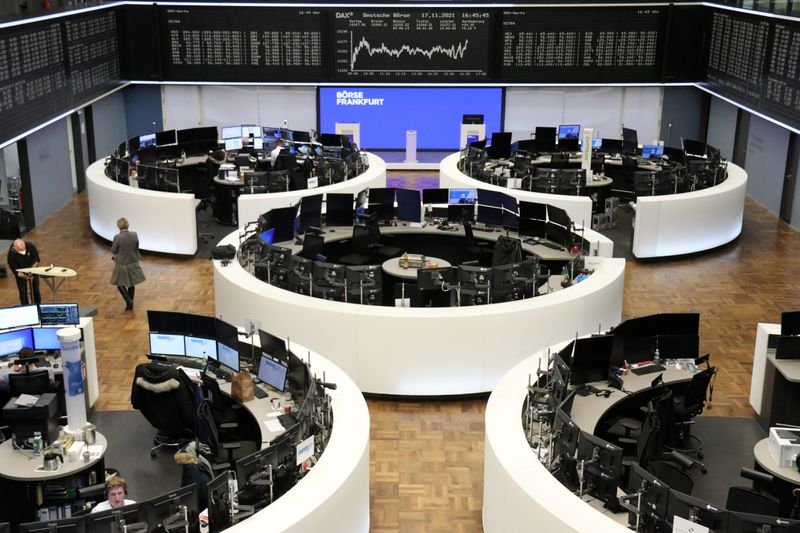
xmin=366 ymin=221 xmax=402 ymax=259
xmin=491 ymin=235 xmax=522 ymax=267
xmin=463 ymin=221 xmax=492 ymax=265
xmin=196 ymin=374 xmax=256 ymax=471
xmin=669 ymin=366 xmax=716 ymax=459
xmin=298 ymin=234 xmax=325 ymax=260
xmin=131 ymin=362 xmax=196 ymax=458
xmin=9 ymin=369 xmax=52 ymax=396
xmin=339 ymin=225 xmax=379 ymax=266
xmin=726 ymin=468 xmax=781 ymax=516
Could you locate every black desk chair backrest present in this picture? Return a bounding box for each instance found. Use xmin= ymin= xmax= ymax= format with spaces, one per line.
xmin=9 ymin=369 xmax=51 ymax=396
xmin=726 ymin=468 xmax=781 ymax=516
xmin=491 ymin=235 xmax=522 ymax=266
xmin=299 ymin=234 xmax=324 ymax=260
xmin=351 ymin=224 xmax=375 ymax=255
xmin=674 ymin=367 xmax=716 ymax=419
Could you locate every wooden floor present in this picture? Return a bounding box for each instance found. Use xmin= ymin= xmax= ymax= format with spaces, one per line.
xmin=2 ymin=183 xmax=798 ymax=532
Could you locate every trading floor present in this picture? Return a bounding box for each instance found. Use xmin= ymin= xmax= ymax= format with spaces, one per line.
xmin=0 ymin=175 xmax=796 ymax=532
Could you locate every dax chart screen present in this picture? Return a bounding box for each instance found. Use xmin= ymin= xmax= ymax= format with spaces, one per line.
xmin=333 ymin=9 xmax=494 ymax=82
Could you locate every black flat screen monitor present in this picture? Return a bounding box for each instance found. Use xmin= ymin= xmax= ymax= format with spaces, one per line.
xmin=517 ymin=218 xmax=546 ymax=239
xmin=627 ymin=463 xmax=670 ymax=529
xmin=449 ymin=188 xmax=477 ymax=205
xmin=292 ymin=130 xmax=311 ymax=143
xmin=549 ymin=362 xmax=569 ymax=410
xmin=552 ymin=407 xmax=580 ymax=488
xmin=0 ymin=304 xmax=39 ymax=330
xmin=469 ymin=139 xmax=487 ymax=150
xmin=345 ymin=265 xmax=382 ymax=288
xmin=258 ymin=354 xmax=288 ymax=392
xmin=547 ymin=205 xmax=571 ymax=228
xmin=458 ymin=265 xmax=491 ymax=286
xmin=545 ymin=222 xmax=571 ymax=250
xmin=145 ymin=483 xmax=200 ymax=533
xmin=261 ymin=243 xmax=291 ymax=268
xmin=38 ymin=303 xmax=79 ymax=326
xmin=683 ymin=138 xmax=707 ymax=157
xmin=149 ymin=333 xmax=185 ymax=357
xmin=477 ymin=205 xmax=503 ymax=227
xmin=447 ymin=204 xmax=474 ymax=224
xmin=558 ymin=124 xmax=580 ymax=139
xmin=558 ymin=138 xmax=579 ymax=152
xmin=422 ymin=188 xmax=448 ymax=204
xmin=368 ymin=202 xmax=394 ymax=221
xmin=782 ymin=311 xmax=800 ymax=336
xmin=258 ymin=329 xmax=287 ymax=364
xmin=501 ymin=194 xmax=518 ymax=229
xmin=139 ymin=133 xmax=156 ymax=149
xmin=534 ymin=127 xmax=557 ymax=153
xmin=622 ymin=127 xmax=638 ymax=154
xmin=666 ymin=490 xmax=728 ymax=532
xmin=569 ymin=335 xmax=614 ymax=386
xmin=518 ymin=201 xmax=547 ymax=220
xmin=312 ymin=261 xmax=346 ymax=286
xmin=206 ymin=472 xmax=233 ymax=533
xmin=318 ymin=133 xmax=343 ymax=147
xmin=31 ymin=327 xmax=60 ymax=351
xmin=477 ymin=188 xmax=502 ymax=208
xmin=641 ymin=145 xmax=664 ymax=160
xmin=184 ymin=336 xmax=217 ymax=360
xmin=299 ymin=194 xmax=323 ymax=234
xmin=576 ymin=431 xmax=623 ymax=509
xmin=396 ymin=188 xmax=421 ymax=222
xmin=156 ymin=129 xmax=176 ymax=146
xmin=368 ymin=187 xmax=395 ymax=205
xmin=417 ymin=266 xmax=453 ymax=291
xmin=727 ymin=512 xmax=800 ymax=533
xmin=20 ymin=517 xmax=85 ymax=533
xmin=776 ymin=335 xmax=800 ymax=360
xmin=489 ymin=132 xmax=512 ymax=159
xmin=215 ymin=318 xmax=239 ymax=372
xmin=85 ymin=503 xmax=147 ymax=533
xmin=491 ymin=259 xmax=534 ymax=290
xmin=266 ymin=205 xmax=299 ymax=243
xmin=601 ymin=138 xmax=624 ymax=155
xmin=233 ymin=445 xmax=284 ymax=507
xmin=462 ymin=114 xmax=484 ymax=124
xmin=325 ymin=193 xmax=354 ymax=227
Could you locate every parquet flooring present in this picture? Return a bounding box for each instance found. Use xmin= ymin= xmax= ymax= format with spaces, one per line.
xmin=2 ymin=178 xmax=798 ymax=532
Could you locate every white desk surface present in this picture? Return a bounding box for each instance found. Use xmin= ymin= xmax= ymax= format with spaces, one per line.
xmin=768 ymin=349 xmax=800 ymax=383
xmin=0 ymin=432 xmax=107 ymax=482
xmin=381 ymin=256 xmax=451 ymax=280
xmin=215 ymin=230 xmax=624 ymax=396
xmin=753 ymin=437 xmax=800 ymax=485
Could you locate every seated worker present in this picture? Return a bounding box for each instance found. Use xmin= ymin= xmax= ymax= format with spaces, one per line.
xmin=0 ymin=347 xmax=54 ymax=393
xmin=91 ymin=475 xmax=135 ymax=513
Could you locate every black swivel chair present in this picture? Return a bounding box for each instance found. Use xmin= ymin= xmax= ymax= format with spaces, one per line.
xmin=463 ymin=221 xmax=493 ymax=265
xmin=196 ymin=375 xmax=254 ymax=471
xmin=726 ymin=468 xmax=781 ymax=516
xmin=339 ymin=225 xmax=379 ymax=266
xmin=9 ymin=369 xmax=52 ymax=396
xmin=366 ymin=221 xmax=402 ymax=259
xmin=670 ymin=366 xmax=716 ymax=459
xmin=298 ymin=234 xmax=325 ymax=260
xmin=131 ymin=362 xmax=196 ymax=457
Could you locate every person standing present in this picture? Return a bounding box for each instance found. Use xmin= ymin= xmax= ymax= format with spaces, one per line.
xmin=111 ymin=218 xmax=145 ymax=311
xmin=7 ymin=238 xmax=41 ymax=305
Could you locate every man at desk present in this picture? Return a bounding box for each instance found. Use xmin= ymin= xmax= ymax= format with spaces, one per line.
xmin=269 ymin=139 xmax=285 ymax=168
xmin=91 ymin=475 xmax=136 ymax=513
xmin=7 ymin=238 xmax=41 ymax=305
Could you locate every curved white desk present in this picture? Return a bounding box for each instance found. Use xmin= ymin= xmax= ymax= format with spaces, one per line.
xmin=484 ymin=347 xmax=629 ymax=533
xmin=214 ymin=231 xmax=624 ymax=396
xmin=236 ymin=153 xmax=387 ymax=230
xmin=228 ymin=346 xmax=370 ymax=533
xmin=631 ymin=162 xmax=747 ymax=258
xmin=86 ymin=159 xmax=201 ymax=255
xmin=439 ymin=153 xmax=596 ymax=236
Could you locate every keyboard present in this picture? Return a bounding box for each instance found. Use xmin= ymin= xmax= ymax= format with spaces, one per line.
xmin=253 ymin=385 xmax=269 ymax=399
xmin=630 ymin=364 xmax=665 ymax=376
xmin=278 ymin=413 xmax=297 ymax=428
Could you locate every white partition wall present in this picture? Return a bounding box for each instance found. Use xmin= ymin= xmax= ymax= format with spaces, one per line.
xmin=215 ymin=232 xmax=625 ymax=396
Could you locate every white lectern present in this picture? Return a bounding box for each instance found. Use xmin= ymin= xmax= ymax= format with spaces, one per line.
xmin=335 ymin=123 xmax=361 ymax=148
xmin=460 ymin=123 xmax=485 ymax=149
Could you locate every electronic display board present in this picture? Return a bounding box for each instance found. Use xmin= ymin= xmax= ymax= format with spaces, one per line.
xmin=65 ymin=10 xmax=121 ymax=102
xmin=332 ymin=9 xmax=493 ymax=82
xmin=159 ymin=7 xmax=325 ymax=81
xmin=763 ymin=19 xmax=800 ymax=126
xmin=500 ymin=7 xmax=665 ymax=82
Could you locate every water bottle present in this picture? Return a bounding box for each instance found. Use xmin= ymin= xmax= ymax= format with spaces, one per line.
xmin=32 ymin=432 xmax=42 ymax=456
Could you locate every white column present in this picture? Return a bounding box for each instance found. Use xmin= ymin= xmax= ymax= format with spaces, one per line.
xmin=58 ymin=327 xmax=86 ymax=430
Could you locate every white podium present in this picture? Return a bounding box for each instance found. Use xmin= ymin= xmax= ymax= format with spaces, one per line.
xmin=335 ymin=122 xmax=360 ymax=148
xmin=460 ymin=123 xmax=485 ymax=149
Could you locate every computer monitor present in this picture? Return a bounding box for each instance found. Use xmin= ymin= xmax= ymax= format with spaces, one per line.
xmin=477 ymin=188 xmax=502 ymax=208
xmin=534 ymin=127 xmax=557 ymax=153
xmin=422 ymin=188 xmax=449 ymax=204
xmin=545 ymin=222 xmax=571 ymax=250
xmin=558 ymin=124 xmax=580 ymax=140
xmin=261 ymin=243 xmax=291 ymax=269
xmin=551 ymin=407 xmax=580 ymax=488
xmin=447 ymin=204 xmax=474 ymax=224
xmin=233 ymin=446 xmax=284 ymax=508
xmin=259 ymin=205 xmax=298 ymax=243
xmin=139 ymin=134 xmax=156 ymax=149
xmin=575 ymin=432 xmax=623 ymax=509
xmin=627 ymin=463 xmax=671 ymax=531
xmin=345 ymin=265 xmax=382 ymax=288
xmin=20 ymin=517 xmax=85 ymax=533
xmin=292 ymin=131 xmax=311 ymax=143
xmin=184 ymin=336 xmax=217 ymax=360
xmin=258 ymin=329 xmax=288 ymax=365
xmin=144 ymin=483 xmax=200 ymax=533
xmin=558 ymin=388 xmax=577 ymax=416
xmin=600 ymin=138 xmax=623 ymax=155
xmin=0 ymin=328 xmax=33 ymax=358
xmin=325 ymin=193 xmax=354 ymax=227
xmin=517 ymin=218 xmax=546 ymax=240
xmin=224 ymin=138 xmax=243 ymax=151
xmin=36 ymin=303 xmax=78 ymax=326
xmin=547 ymin=205 xmax=571 ymax=229
xmin=591 ymin=138 xmax=602 ymax=150
xmin=85 ymin=503 xmax=147 ymax=533
xmin=417 ymin=266 xmax=453 ymax=291
xmin=489 ymin=132 xmax=512 ymax=159
xmin=477 ymin=206 xmax=503 ymax=227
xmin=568 ymin=335 xmax=614 ymax=387
xmin=641 ymin=145 xmax=664 ymax=160
xmin=156 ymin=130 xmax=176 ymax=146
xmin=666 ymin=490 xmax=729 ymax=532
xmin=312 ymin=261 xmax=346 ymax=287
xmin=215 ymin=318 xmax=239 ymax=371
xmin=781 ymin=311 xmax=800 ymax=336
xmin=205 ymin=472 xmax=234 ymax=533
xmin=622 ymin=127 xmax=638 ymax=154
xmin=0 ymin=304 xmax=40 ymax=330
xmin=518 ymin=201 xmax=547 ymax=221
xmin=31 ymin=327 xmax=60 ymax=351
xmin=462 ymin=114 xmax=484 ymax=124
xmin=221 ymin=126 xmax=242 ymax=140
xmin=501 ymin=194 xmax=518 ymax=230
xmin=491 ymin=259 xmax=535 ymax=291
xmin=258 ymin=354 xmax=288 ymax=392
xmin=149 ymin=333 xmax=185 ymax=357
xmin=298 ymin=194 xmax=323 ymax=234
xmin=458 ymin=265 xmax=491 ymax=286
xmin=449 ymin=189 xmax=477 ymax=205
xmin=682 ymin=138 xmax=707 ymax=157
xmin=258 ymin=228 xmax=275 ymax=246
xmin=395 ymin=188 xmax=421 ymax=222
xmin=558 ymin=137 xmax=579 ymax=152
xmin=727 ymin=512 xmax=800 ymax=533
xmin=216 ymin=341 xmax=239 ymax=373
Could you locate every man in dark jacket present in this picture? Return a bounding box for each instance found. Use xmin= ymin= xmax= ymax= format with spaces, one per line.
xmin=7 ymin=238 xmax=41 ymax=305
